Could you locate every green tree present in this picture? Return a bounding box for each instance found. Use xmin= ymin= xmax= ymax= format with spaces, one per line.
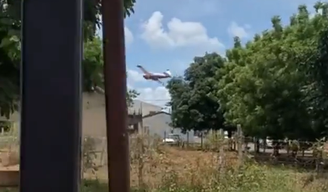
xmin=303 ymin=3 xmax=328 ymax=136
xmin=0 ymin=21 xmax=20 ymax=118
xmin=166 ymin=76 xmax=193 ymax=131
xmin=83 ymin=37 xmax=104 ymax=92
xmin=166 ymin=2 xmax=328 ymax=142
xmin=217 ymin=3 xmax=328 ymax=141
xmin=1 ymin=0 xmax=136 ymax=40
xmin=167 ymin=52 xmax=226 ymax=132
xmin=83 ymin=37 xmax=139 ymax=107
xmin=0 ymin=0 xmax=137 ymax=117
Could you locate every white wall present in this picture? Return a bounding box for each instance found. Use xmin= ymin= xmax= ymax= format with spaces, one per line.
xmin=143 ymin=113 xmax=194 ymax=142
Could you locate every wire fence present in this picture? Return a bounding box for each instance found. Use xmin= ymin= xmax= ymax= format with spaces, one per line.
xmin=160 ymin=127 xmax=328 ymax=172
xmin=2 ymin=125 xmax=328 ymax=188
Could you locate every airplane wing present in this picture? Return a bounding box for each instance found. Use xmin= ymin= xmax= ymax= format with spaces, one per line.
xmin=157 ymin=76 xmax=169 ymax=79
xmin=156 ymin=79 xmax=164 ymax=86
xmin=137 ymin=65 xmax=151 ymax=75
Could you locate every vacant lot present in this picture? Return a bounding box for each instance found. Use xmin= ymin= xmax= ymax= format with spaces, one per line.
xmin=2 ymin=136 xmax=328 ymax=192
xmin=85 ymin=141 xmax=328 ymax=192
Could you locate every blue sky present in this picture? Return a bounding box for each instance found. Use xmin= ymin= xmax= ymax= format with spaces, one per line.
xmin=100 ymin=0 xmax=318 ymax=107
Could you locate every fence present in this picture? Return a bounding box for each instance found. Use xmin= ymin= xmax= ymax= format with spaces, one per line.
xmin=161 ymin=126 xmax=328 ymax=172
xmin=82 ymin=136 xmax=107 ymax=167
xmin=126 ymin=129 xmax=328 ymax=190
xmin=0 ymin=136 xmax=18 ymax=150
xmin=0 ymin=134 xmax=108 ymax=183
xmin=2 ymin=127 xmax=328 ymax=190
xmin=0 ymin=122 xmax=19 ymax=151
xmin=2 ymin=131 xmax=328 ymax=191
xmin=1 ymin=130 xmax=327 ymax=169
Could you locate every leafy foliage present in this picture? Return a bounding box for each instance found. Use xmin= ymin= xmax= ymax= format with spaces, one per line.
xmin=167 ymin=2 xmax=328 ymax=141
xmin=167 ymin=53 xmax=226 ymax=131
xmin=83 ymin=37 xmax=139 ymax=107
xmin=0 ymin=0 xmax=137 ymax=118
xmin=0 ymin=2 xmax=20 ymax=118
xmin=83 ymin=38 xmax=104 ymax=92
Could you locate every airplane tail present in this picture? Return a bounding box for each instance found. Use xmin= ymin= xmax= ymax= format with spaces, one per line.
xmin=164 ymin=69 xmax=172 ymax=77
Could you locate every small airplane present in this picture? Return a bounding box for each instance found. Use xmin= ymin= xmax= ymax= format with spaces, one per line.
xmin=137 ymin=65 xmax=172 ymax=85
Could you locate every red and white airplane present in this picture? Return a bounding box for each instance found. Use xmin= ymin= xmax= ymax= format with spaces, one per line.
xmin=137 ymin=65 xmax=172 ymax=85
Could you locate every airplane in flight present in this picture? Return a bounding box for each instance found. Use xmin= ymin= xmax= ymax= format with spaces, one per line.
xmin=137 ymin=65 xmax=172 ymax=85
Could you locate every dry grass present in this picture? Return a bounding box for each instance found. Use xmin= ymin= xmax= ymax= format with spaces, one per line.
xmin=83 ymin=133 xmax=328 ymax=192
xmin=2 ymin=133 xmax=328 ymax=192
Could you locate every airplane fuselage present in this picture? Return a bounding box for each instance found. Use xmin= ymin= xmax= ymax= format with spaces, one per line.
xmin=143 ymin=75 xmax=156 ymax=80
xmin=137 ymin=65 xmax=172 ymax=82
xmin=143 ymin=74 xmax=170 ymax=80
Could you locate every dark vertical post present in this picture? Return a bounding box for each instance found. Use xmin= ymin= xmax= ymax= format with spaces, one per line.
xmin=20 ymin=0 xmax=82 ymax=191
xmin=102 ymin=0 xmax=130 ymax=191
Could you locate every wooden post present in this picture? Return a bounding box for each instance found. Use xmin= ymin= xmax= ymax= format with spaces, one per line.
xmin=138 ymin=117 xmax=145 ymax=188
xmin=21 ymin=0 xmax=83 ymax=191
xmin=81 ymin=137 xmax=85 ymax=180
xmin=237 ymin=124 xmax=243 ymax=166
xmin=137 ymin=135 xmax=145 ymax=188
xmin=218 ymin=129 xmax=225 ymax=177
xmin=201 ymin=132 xmax=204 ymax=149
xmin=102 ymin=0 xmax=130 ymax=191
xmin=187 ymin=131 xmax=189 ymax=148
xmin=99 ymin=137 xmax=106 ymax=166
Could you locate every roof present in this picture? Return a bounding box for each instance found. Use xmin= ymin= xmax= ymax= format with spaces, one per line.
xmin=0 ymin=88 xmax=165 ymax=121
xmin=95 ymin=86 xmax=163 ymax=115
xmin=142 ymin=111 xmax=171 ymax=119
xmin=130 ymin=100 xmax=163 ymax=115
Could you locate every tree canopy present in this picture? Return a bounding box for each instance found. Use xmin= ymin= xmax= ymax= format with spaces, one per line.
xmin=0 ymin=0 xmax=137 ymax=118
xmin=167 ymin=2 xmax=328 ymax=141
xmin=167 ymin=53 xmax=226 ymax=132
xmin=83 ymin=37 xmax=139 ymax=107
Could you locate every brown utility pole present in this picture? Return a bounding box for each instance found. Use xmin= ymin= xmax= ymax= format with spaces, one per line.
xmin=102 ymin=0 xmax=130 ymax=191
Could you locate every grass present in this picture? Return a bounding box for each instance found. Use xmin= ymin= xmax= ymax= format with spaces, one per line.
xmin=1 ymin=133 xmax=328 ymax=192
xmin=86 ymin=133 xmax=328 ymax=192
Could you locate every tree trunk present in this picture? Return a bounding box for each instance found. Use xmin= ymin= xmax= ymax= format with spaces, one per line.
xmin=255 ymin=138 xmax=260 ymax=153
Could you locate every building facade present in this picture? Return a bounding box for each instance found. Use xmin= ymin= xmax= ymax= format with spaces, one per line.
xmin=142 ymin=111 xmax=194 ymax=142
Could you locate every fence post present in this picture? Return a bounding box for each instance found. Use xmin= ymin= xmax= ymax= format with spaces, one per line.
xmin=218 ymin=129 xmax=225 ymax=177
xmin=81 ymin=137 xmax=84 ymax=180
xmin=201 ymin=132 xmax=204 ymax=149
xmin=137 ymin=135 xmax=145 ymax=189
xmin=237 ymin=124 xmax=243 ymax=166
xmin=99 ymin=137 xmax=106 ymax=166
xmin=187 ymin=131 xmax=189 ymax=148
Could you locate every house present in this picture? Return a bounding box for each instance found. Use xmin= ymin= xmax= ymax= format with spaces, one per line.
xmin=81 ymin=92 xmax=144 ymax=136
xmin=142 ymin=111 xmax=194 ymax=142
xmin=0 ymin=91 xmax=162 ymax=137
xmin=129 ymin=100 xmax=163 ymax=115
